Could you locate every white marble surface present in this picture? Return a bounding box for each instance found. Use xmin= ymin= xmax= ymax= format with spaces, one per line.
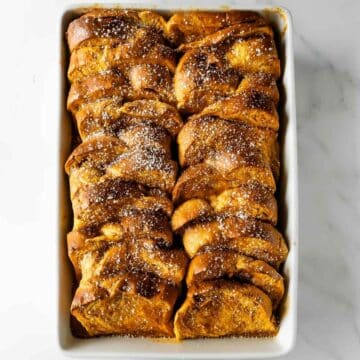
xmin=0 ymin=0 xmax=359 ymax=358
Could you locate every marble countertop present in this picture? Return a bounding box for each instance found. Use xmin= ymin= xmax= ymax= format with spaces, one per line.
xmin=0 ymin=0 xmax=359 ymax=359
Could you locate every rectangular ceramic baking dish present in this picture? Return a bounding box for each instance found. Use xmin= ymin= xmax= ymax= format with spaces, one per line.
xmin=57 ymin=1 xmax=298 ymax=358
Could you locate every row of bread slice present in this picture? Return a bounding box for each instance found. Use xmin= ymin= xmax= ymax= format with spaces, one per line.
xmin=169 ymin=11 xmax=287 ymax=339
xmin=65 ymin=9 xmax=188 ymax=337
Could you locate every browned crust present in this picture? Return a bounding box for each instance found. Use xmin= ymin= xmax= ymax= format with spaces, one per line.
xmin=67 ymin=231 xmax=188 ymax=284
xmin=74 ymin=99 xmax=183 ymax=142
xmin=186 ymin=251 xmax=284 ymax=309
xmin=67 ymin=9 xmax=168 ymax=52
xmin=177 ymin=116 xmax=279 ymax=178
xmin=182 ymin=215 xmax=288 ymax=268
xmin=172 ymin=184 xmax=278 ymax=230
xmin=167 ymin=11 xmax=268 ymax=45
xmin=174 ymin=280 xmax=278 ymax=339
xmin=173 ymin=163 xmax=276 ymax=204
xmin=173 ymin=18 xmax=280 ymax=113
xmin=71 ymin=272 xmax=179 ymax=337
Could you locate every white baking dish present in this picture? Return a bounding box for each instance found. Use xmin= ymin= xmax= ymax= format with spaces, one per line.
xmin=57 ymin=1 xmax=298 ymax=358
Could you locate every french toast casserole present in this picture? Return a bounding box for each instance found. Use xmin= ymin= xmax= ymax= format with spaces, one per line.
xmin=64 ymin=9 xmax=288 ymax=339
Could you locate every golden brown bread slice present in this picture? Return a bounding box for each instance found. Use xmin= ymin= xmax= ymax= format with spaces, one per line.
xmin=174 ymin=280 xmax=278 ymax=339
xmin=172 ymin=199 xmax=212 ymax=232
xmin=182 ymin=215 xmax=288 ymax=268
xmin=75 ymin=99 xmax=183 ymax=141
xmin=177 ymin=116 xmax=279 ymax=177
xmin=65 ymin=136 xmax=127 ymax=197
xmin=113 ymin=100 xmax=183 ymax=138
xmin=67 ymin=231 xmax=188 ymax=284
xmin=67 ymin=72 xmax=130 ymax=114
xmin=72 ymin=271 xmax=179 ymax=337
xmin=117 ymin=123 xmax=172 ymax=154
xmin=127 ymin=63 xmax=176 ymax=105
xmin=67 ymin=66 xmax=176 ymax=116
xmin=174 ymin=47 xmax=240 ymax=113
xmin=70 ymin=207 xmax=174 ymax=248
xmin=172 ymin=184 xmax=277 ymax=230
xmin=174 ymin=23 xmax=280 ymax=113
xmin=67 ymin=9 xmax=168 ymax=52
xmin=68 ymin=34 xmax=176 ymax=83
xmin=105 ymin=145 xmax=177 ymax=193
xmin=186 ymin=251 xmax=284 ymax=309
xmin=173 ymin=163 xmax=276 ymax=204
xmin=167 ymin=11 xmax=267 ymax=45
xmin=196 ymin=88 xmax=279 ymax=130
xmin=71 ymin=178 xmax=173 ymax=227
xmin=237 ymin=74 xmax=280 ymax=105
xmin=65 ymin=136 xmax=177 ymax=194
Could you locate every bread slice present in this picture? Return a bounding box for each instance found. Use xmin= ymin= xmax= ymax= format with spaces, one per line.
xmin=67 ymin=9 xmax=168 ymax=52
xmin=174 ymin=280 xmax=277 ymax=339
xmin=196 ymin=88 xmax=279 ymax=130
xmin=172 ymin=199 xmax=212 ymax=232
xmin=71 ymin=178 xmax=173 ymax=225
xmin=74 ymin=99 xmax=183 ymax=141
xmin=67 ymin=232 xmax=187 ymax=284
xmin=67 ymin=72 xmax=130 ymax=114
xmin=65 ymin=135 xmax=178 ymax=194
xmin=177 ymin=116 xmax=279 ymax=178
xmin=186 ymin=251 xmax=284 ymax=309
xmin=105 ymin=145 xmax=177 ymax=193
xmin=115 ymin=100 xmax=183 ymax=138
xmin=71 ymin=272 xmax=179 ymax=337
xmin=68 ymin=35 xmax=176 ymax=83
xmin=117 ymin=123 xmax=172 ymax=154
xmin=167 ymin=11 xmax=267 ymax=45
xmin=182 ymin=215 xmax=288 ymax=268
xmin=67 ymin=67 xmax=176 ymax=117
xmin=174 ymin=47 xmax=240 ymax=113
xmin=237 ymin=74 xmax=279 ymax=105
xmin=172 ymin=163 xmax=276 ymax=204
xmin=127 ymin=63 xmax=176 ymax=105
xmin=70 ymin=206 xmax=174 ymax=247
xmin=172 ymin=184 xmax=277 ymax=231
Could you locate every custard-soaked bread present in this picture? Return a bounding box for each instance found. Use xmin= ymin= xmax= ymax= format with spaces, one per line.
xmin=106 ymin=145 xmax=177 ymax=193
xmin=172 ymin=184 xmax=277 ymax=231
xmin=127 ymin=63 xmax=176 ymax=105
xmin=177 ymin=116 xmax=279 ymax=177
xmin=172 ymin=199 xmax=212 ymax=232
xmin=67 ymin=232 xmax=187 ymax=284
xmin=68 ymin=33 xmax=176 ymax=83
xmin=75 ymin=100 xmax=183 ymax=141
xmin=67 ymin=9 xmax=169 ymax=52
xmin=167 ymin=11 xmax=267 ymax=45
xmin=174 ymin=23 xmax=280 ymax=113
xmin=186 ymin=251 xmax=284 ymax=309
xmin=182 ymin=215 xmax=288 ymax=268
xmin=67 ymin=66 xmax=176 ymax=115
xmin=113 ymin=100 xmax=183 ymax=138
xmin=65 ymin=136 xmax=177 ymax=194
xmin=117 ymin=124 xmax=172 ymax=154
xmin=174 ymin=281 xmax=277 ymax=339
xmin=70 ymin=208 xmax=174 ymax=249
xmin=173 ymin=163 xmax=276 ymax=204
xmin=71 ymin=179 xmax=173 ymax=224
xmin=196 ymin=88 xmax=279 ymax=130
xmin=72 ymin=271 xmax=179 ymax=337
xmin=67 ymin=72 xmax=130 ymax=114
